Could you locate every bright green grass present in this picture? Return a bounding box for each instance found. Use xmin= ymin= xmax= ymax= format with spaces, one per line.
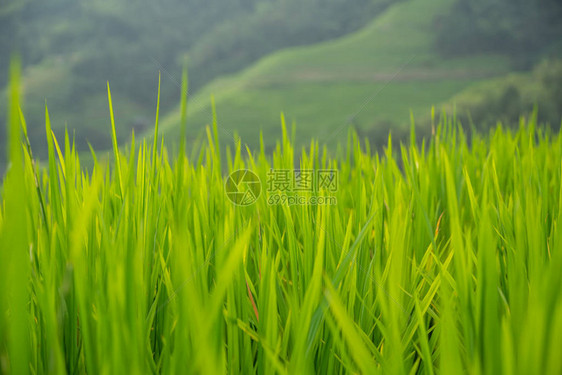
xmin=2 ymin=59 xmax=562 ymax=375
xmin=160 ymin=0 xmax=511 ymax=150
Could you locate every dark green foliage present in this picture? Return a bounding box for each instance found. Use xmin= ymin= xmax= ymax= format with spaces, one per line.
xmin=439 ymin=60 xmax=562 ymax=131
xmin=435 ymin=0 xmax=562 ymax=67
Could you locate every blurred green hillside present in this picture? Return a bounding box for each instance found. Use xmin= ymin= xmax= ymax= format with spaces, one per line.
xmin=158 ymin=0 xmax=561 ymax=151
xmin=1 ymin=0 xmax=561 ymax=159
xmin=0 ymin=0 xmax=392 ymax=159
xmin=158 ymin=0 xmax=499 ymax=149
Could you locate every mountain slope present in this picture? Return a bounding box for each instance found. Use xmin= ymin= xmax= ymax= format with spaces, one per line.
xmin=160 ymin=0 xmax=512 ymax=149
xmin=2 ymin=0 xmax=390 ymax=159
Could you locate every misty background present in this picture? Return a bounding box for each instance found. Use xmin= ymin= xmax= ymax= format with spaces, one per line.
xmin=1 ymin=0 xmax=561 ymax=162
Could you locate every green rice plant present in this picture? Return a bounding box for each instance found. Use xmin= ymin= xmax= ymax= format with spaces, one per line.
xmin=1 ymin=61 xmax=562 ymax=374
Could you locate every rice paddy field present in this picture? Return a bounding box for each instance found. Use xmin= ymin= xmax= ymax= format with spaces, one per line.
xmin=1 ymin=63 xmax=562 ymax=375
